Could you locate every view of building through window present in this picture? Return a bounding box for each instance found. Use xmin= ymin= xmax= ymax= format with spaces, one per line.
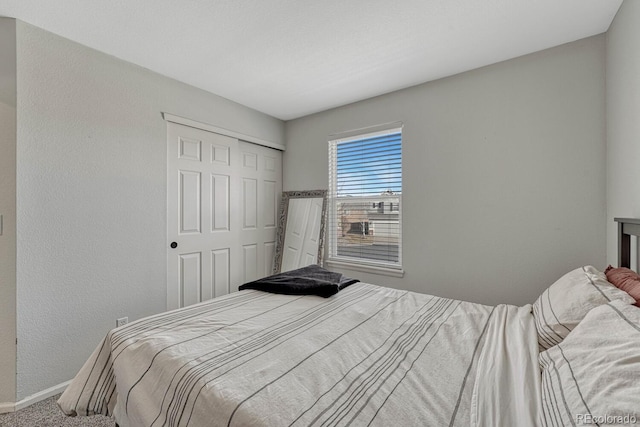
xmin=329 ymin=129 xmax=402 ymax=267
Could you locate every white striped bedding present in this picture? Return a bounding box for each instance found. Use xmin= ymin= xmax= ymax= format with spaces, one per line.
xmin=58 ymin=283 xmax=541 ymax=427
xmin=539 ymin=300 xmax=640 ymax=427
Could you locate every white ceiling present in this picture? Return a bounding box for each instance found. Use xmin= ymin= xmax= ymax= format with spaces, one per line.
xmin=0 ymin=0 xmax=622 ymax=120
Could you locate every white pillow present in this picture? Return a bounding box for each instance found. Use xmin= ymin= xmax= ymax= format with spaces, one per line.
xmin=532 ymin=266 xmax=634 ymax=350
xmin=539 ymin=300 xmax=640 ymax=427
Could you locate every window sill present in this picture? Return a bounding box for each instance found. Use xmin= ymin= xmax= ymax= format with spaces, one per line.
xmin=325 ymin=260 xmax=405 ymax=278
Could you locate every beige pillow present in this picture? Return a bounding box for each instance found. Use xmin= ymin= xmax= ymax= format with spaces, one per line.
xmin=532 ymin=266 xmax=634 ymax=350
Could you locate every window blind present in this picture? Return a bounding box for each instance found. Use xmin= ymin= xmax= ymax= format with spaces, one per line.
xmin=328 ymin=128 xmax=402 ymax=269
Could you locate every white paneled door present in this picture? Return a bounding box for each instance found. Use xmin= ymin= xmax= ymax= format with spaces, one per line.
xmin=167 ymin=123 xmax=282 ymax=309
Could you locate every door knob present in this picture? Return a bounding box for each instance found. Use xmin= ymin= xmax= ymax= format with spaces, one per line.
xmin=170 ymin=242 xmax=178 ymax=249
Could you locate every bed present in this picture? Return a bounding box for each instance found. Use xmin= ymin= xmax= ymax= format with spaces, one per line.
xmin=58 ymin=219 xmax=640 ymax=427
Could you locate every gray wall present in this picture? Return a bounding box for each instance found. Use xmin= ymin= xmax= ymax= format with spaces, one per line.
xmin=13 ymin=21 xmax=284 ymax=400
xmin=0 ymin=18 xmax=17 ymax=405
xmin=285 ymin=35 xmax=607 ymax=306
xmin=606 ymin=1 xmax=640 ymax=268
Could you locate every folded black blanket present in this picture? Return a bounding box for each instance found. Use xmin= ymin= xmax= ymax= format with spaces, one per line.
xmin=239 ymin=264 xmax=359 ymax=298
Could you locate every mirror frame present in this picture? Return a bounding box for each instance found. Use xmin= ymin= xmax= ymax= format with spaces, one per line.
xmin=273 ymin=190 xmax=327 ymax=274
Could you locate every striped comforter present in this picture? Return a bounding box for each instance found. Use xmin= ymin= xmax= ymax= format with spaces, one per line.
xmin=58 ymin=283 xmax=541 ymax=427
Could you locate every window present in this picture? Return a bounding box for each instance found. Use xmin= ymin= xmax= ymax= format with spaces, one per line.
xmin=328 ymin=126 xmax=402 ymax=271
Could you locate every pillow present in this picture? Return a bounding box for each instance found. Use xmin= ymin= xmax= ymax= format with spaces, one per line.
xmin=532 ymin=266 xmax=635 ymax=350
xmin=539 ymin=300 xmax=640 ymax=427
xmin=239 ymin=264 xmax=359 ymax=298
xmin=605 ymin=265 xmax=640 ymax=306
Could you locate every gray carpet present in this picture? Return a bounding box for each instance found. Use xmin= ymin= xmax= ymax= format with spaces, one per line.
xmin=0 ymin=395 xmax=115 ymax=427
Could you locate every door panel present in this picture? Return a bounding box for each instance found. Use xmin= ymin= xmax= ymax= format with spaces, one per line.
xmin=179 ymin=137 xmax=201 ymax=161
xmin=243 ymin=178 xmax=257 ymax=229
xmin=168 ymin=123 xmax=282 ymax=309
xmin=211 ymin=174 xmax=230 ymax=232
xmin=243 ymin=244 xmax=258 ymax=283
xmin=264 ymin=181 xmax=277 ymax=228
xmin=211 ymin=248 xmax=230 ymax=298
xmin=180 ymin=252 xmax=201 ymax=307
xmin=179 ymin=170 xmax=201 ymax=234
xmin=263 ymin=242 xmax=276 ymax=277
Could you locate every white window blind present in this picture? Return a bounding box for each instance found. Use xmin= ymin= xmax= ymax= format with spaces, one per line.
xmin=328 ymin=127 xmax=402 ymax=270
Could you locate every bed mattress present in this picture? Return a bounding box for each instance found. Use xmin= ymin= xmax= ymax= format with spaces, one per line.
xmin=58 ymin=283 xmax=540 ymax=427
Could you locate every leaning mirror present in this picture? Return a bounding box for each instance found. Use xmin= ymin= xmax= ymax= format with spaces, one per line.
xmin=273 ymin=190 xmax=327 ymax=273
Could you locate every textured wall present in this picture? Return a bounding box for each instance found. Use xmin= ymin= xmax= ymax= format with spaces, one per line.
xmin=606 ymin=0 xmax=640 ymax=268
xmin=14 ymin=21 xmax=284 ymax=400
xmin=285 ymin=35 xmax=607 ymax=306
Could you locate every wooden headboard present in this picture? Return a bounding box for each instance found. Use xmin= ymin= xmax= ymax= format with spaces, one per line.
xmin=614 ymin=218 xmax=640 ymax=268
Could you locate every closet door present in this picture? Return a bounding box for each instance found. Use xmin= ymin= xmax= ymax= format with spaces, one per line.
xmin=167 ymin=123 xmax=282 ymax=309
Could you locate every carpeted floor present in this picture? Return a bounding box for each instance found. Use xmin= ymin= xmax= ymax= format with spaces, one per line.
xmin=0 ymin=394 xmax=115 ymax=427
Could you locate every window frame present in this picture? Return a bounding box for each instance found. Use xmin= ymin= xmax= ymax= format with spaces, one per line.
xmin=327 ymin=125 xmax=403 ymax=276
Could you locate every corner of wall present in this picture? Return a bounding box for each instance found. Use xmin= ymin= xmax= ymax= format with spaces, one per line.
xmin=605 ymin=0 xmax=640 ymax=268
xmin=0 ymin=16 xmax=17 ymax=406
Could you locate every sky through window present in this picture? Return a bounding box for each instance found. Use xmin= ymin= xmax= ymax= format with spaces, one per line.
xmin=335 ymin=132 xmax=402 ymax=197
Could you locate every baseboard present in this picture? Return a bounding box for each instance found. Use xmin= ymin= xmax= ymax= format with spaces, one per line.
xmin=0 ymin=380 xmax=71 ymax=414
xmin=0 ymin=401 xmax=15 ymax=414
